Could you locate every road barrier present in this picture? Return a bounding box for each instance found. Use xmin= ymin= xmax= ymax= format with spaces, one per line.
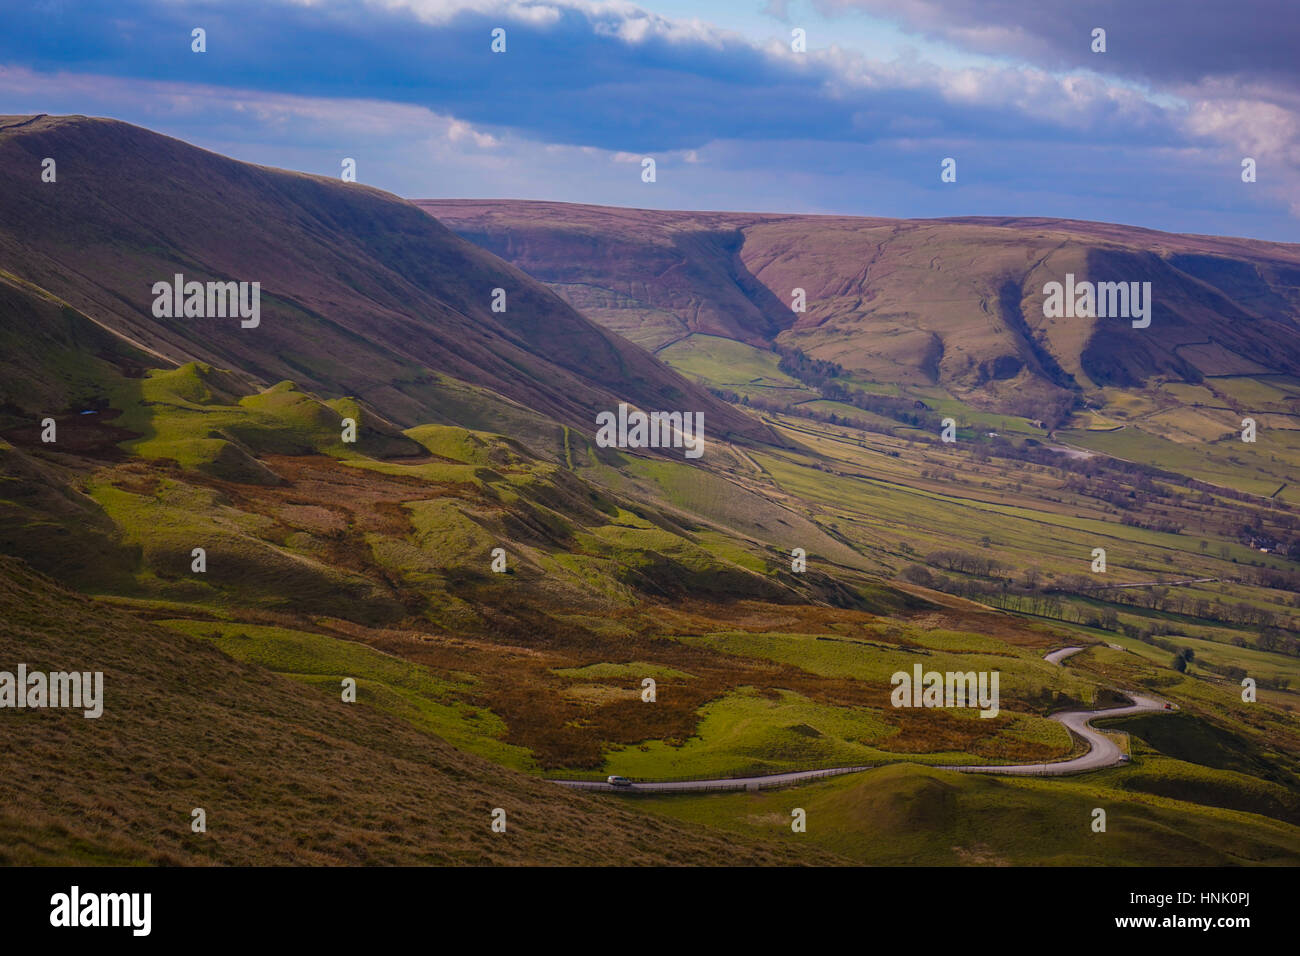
xmin=549 ymin=766 xmax=871 ymax=794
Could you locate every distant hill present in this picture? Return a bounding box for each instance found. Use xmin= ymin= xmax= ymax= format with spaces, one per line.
xmin=419 ymin=199 xmax=1300 ymax=422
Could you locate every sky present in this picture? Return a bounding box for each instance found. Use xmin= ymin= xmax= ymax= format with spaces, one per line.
xmin=2 ymin=0 xmax=1298 ymax=241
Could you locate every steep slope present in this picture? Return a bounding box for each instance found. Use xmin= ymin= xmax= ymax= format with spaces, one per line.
xmin=423 ymin=201 xmax=792 ymax=351
xmin=0 ymin=116 xmax=768 ymax=446
xmin=420 ymin=200 xmax=1300 ymax=420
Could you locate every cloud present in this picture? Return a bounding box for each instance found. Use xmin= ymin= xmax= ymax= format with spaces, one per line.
xmin=0 ymin=0 xmax=1179 ymax=151
xmin=809 ymin=0 xmax=1300 ymax=225
xmin=811 ymin=0 xmax=1300 ymax=89
xmin=447 ymin=118 xmax=500 ymax=147
xmin=0 ymin=0 xmax=1297 ymax=237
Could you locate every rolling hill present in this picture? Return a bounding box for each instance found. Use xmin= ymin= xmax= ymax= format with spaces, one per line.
xmin=0 ymin=116 xmax=768 ymax=446
xmin=419 ymin=200 xmax=1300 ymax=423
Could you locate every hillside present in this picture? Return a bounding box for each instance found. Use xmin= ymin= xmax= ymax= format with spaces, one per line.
xmin=419 ymin=200 xmax=1300 ymax=423
xmin=0 ymin=116 xmax=768 ymax=446
xmin=0 ymin=556 xmax=824 ymax=865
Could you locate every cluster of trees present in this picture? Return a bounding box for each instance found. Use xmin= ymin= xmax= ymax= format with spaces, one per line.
xmin=1120 ymin=514 xmax=1186 ymax=535
xmin=1031 ymin=571 xmax=1297 ymax=631
xmin=1155 ymin=638 xmax=1296 ymax=685
xmin=923 ymin=549 xmax=1005 ymax=577
xmin=776 ymin=345 xmax=1073 ymax=430
xmin=1024 ymin=448 xmax=1300 ymax=553
xmin=713 ymin=385 xmax=940 ymax=439
xmin=772 ymin=347 xmax=945 ymax=430
xmin=718 ymin=389 xmax=894 ymax=436
xmin=1002 ymin=392 xmax=1078 ymax=430
xmin=1200 ymin=660 xmax=1292 ymax=690
xmin=774 ymin=346 xmax=843 ymax=388
xmin=1082 ymin=586 xmax=1290 ymax=630
xmin=899 ymin=557 xmax=1300 ymax=646
xmin=820 ymin=382 xmax=943 ymax=430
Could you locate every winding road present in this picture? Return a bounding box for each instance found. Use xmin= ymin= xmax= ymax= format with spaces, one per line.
xmin=550 ymin=766 xmax=870 ymax=794
xmin=943 ymin=646 xmax=1171 ymax=775
xmin=549 ymin=644 xmax=1174 ymax=793
xmin=1044 ymin=645 xmax=1087 ymax=666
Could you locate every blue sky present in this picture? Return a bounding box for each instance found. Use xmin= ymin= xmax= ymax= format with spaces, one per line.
xmin=2 ymin=0 xmax=1298 ymax=241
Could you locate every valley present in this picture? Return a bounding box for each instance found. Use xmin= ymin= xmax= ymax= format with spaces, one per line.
xmin=0 ymin=117 xmax=1297 ymax=867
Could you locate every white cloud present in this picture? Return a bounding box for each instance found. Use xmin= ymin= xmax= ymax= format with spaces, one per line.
xmin=447 ymin=118 xmax=500 ymax=147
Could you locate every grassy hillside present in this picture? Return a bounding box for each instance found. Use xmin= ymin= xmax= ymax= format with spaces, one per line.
xmin=0 ymin=555 xmax=831 ymax=866
xmin=636 ymin=761 xmax=1300 ymax=865
xmin=0 ymin=556 xmax=842 ymax=868
xmin=0 ymin=116 xmax=768 ymax=446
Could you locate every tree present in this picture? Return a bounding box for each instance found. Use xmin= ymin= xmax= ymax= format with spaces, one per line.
xmin=899 ymin=564 xmax=934 ymax=587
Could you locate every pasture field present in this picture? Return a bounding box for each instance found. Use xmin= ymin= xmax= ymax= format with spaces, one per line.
xmin=659 ymin=334 xmax=819 ymax=403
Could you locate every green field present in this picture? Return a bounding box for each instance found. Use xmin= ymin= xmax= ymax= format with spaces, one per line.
xmin=160 ymin=619 xmax=538 ymax=771
xmin=659 ymin=334 xmax=819 ymax=402
xmin=634 ymin=762 xmax=1300 ymax=865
